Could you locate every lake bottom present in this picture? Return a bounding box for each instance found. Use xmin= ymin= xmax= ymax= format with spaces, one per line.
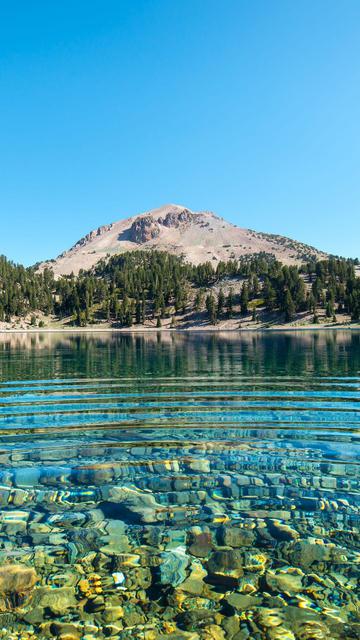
xmin=0 ymin=429 xmax=359 ymax=640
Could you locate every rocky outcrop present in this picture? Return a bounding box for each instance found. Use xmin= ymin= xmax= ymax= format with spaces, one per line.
xmin=160 ymin=208 xmax=197 ymax=228
xmin=58 ymin=224 xmax=114 ymax=257
xmin=73 ymin=224 xmax=113 ymax=248
xmin=128 ymin=215 xmax=160 ymax=243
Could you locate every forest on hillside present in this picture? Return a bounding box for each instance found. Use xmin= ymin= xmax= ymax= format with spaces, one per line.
xmin=0 ymin=251 xmax=359 ymax=328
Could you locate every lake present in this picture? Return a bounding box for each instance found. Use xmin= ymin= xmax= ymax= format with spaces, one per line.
xmin=0 ymin=331 xmax=359 ymax=640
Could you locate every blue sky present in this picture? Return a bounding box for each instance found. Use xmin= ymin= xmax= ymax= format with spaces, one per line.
xmin=0 ymin=1 xmax=359 ymax=265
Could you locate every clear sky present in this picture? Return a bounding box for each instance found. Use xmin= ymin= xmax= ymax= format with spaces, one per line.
xmin=1 ymin=1 xmax=359 ymax=265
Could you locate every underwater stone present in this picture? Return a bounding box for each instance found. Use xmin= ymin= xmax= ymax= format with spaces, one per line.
xmin=122 ymin=604 xmax=146 ymax=626
xmin=188 ymin=527 xmax=213 ymax=557
xmin=206 ymin=550 xmax=244 ymax=586
xmin=102 ymin=605 xmax=125 ymax=623
xmin=265 ymin=568 xmax=304 ymax=594
xmin=164 ymin=529 xmax=187 ymax=550
xmin=84 ymin=594 xmax=105 ymax=613
xmin=177 ymin=561 xmax=208 ymax=596
xmin=159 ymin=546 xmax=190 ymax=587
xmin=13 ymin=468 xmax=40 ymax=488
xmin=0 ymin=472 xmax=12 ymax=486
xmin=100 ymin=519 xmax=130 ymax=555
xmin=242 ymin=550 xmax=269 ymax=573
xmin=221 ymin=615 xmax=240 ymax=638
xmin=298 ymin=497 xmax=321 ymax=511
xmin=0 ymin=564 xmax=37 ymax=611
xmin=8 ymin=488 xmax=31 ymax=506
xmin=185 ymin=459 xmax=211 ymax=473
xmin=177 ymin=609 xmax=219 ymax=631
xmin=50 ymin=622 xmax=81 ymax=640
xmin=106 ymin=486 xmax=167 ymax=523
xmin=39 ymin=466 xmax=72 ymax=485
xmin=0 ymin=510 xmax=29 ymax=535
xmin=36 ymin=586 xmax=77 ymax=615
xmin=267 ymin=520 xmax=299 ymax=541
xmin=0 ymin=489 xmax=11 ymax=506
xmin=73 ymin=464 xmax=114 ymax=485
xmin=283 ymin=540 xmax=333 ymax=569
xmin=217 ymin=525 xmax=255 ymax=548
xmin=225 ymin=593 xmax=258 ymax=611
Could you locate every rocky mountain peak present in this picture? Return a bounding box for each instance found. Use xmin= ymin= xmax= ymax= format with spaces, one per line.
xmin=39 ymin=204 xmax=328 ymax=276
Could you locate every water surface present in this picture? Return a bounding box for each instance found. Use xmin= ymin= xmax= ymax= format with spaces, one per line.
xmin=0 ymin=331 xmax=359 ymax=640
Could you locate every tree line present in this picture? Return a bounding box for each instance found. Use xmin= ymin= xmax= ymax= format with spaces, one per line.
xmin=0 ymin=251 xmax=359 ymax=326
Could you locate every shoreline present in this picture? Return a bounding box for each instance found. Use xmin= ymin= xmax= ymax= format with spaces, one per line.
xmin=0 ymin=325 xmax=359 ymax=334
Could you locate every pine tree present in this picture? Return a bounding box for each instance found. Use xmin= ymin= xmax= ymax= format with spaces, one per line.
xmin=251 ymin=274 xmax=259 ymax=297
xmin=326 ymin=301 xmax=333 ymax=318
xmin=240 ymin=283 xmax=249 ymax=315
xmin=264 ymin=280 xmax=276 ymax=311
xmin=226 ymin=288 xmax=234 ymax=317
xmin=284 ymin=290 xmax=295 ymax=322
xmin=135 ymin=298 xmax=142 ymax=324
xmin=194 ymin=290 xmax=204 ymax=312
xmin=217 ymin=289 xmax=225 ymax=316
xmin=205 ymin=293 xmax=217 ymax=324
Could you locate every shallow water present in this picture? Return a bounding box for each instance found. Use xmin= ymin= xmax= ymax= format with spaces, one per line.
xmin=0 ymin=331 xmax=359 ymax=640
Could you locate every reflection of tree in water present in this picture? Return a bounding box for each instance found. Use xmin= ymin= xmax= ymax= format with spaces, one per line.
xmin=0 ymin=331 xmax=359 ymax=383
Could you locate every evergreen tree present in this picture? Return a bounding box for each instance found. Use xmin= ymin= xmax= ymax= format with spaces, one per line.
xmin=263 ymin=279 xmax=276 ymax=311
xmin=194 ymin=290 xmax=204 ymax=312
xmin=284 ymin=290 xmax=295 ymax=322
xmin=326 ymin=301 xmax=334 ymax=318
xmin=205 ymin=293 xmax=217 ymax=324
xmin=226 ymin=288 xmax=234 ymax=317
xmin=217 ymin=289 xmax=225 ymax=316
xmin=135 ymin=298 xmax=142 ymax=324
xmin=240 ymin=283 xmax=249 ymax=315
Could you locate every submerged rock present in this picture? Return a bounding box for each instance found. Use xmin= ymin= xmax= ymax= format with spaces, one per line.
xmin=35 ymin=586 xmax=77 ymax=616
xmin=206 ymin=550 xmax=244 ymax=587
xmin=0 ymin=564 xmax=37 ymax=611
xmin=159 ymin=546 xmax=190 ymax=587
xmin=177 ymin=609 xmax=219 ymax=631
xmin=282 ymin=540 xmax=333 ymax=569
xmin=225 ymin=593 xmax=258 ymax=611
xmin=177 ymin=561 xmax=208 ymax=596
xmin=217 ymin=525 xmax=255 ymax=548
xmin=265 ymin=567 xmax=305 ymax=594
xmin=188 ymin=527 xmax=214 ymax=557
xmin=106 ymin=485 xmax=167 ymax=523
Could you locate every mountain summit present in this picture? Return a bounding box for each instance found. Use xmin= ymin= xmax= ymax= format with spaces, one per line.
xmin=42 ymin=204 xmax=327 ymax=275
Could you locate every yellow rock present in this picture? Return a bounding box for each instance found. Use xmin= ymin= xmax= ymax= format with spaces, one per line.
xmin=102 ymin=606 xmax=124 ymax=622
xmin=0 ymin=564 xmax=37 ymax=610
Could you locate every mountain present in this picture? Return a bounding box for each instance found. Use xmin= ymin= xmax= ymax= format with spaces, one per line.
xmin=41 ymin=204 xmax=327 ymax=276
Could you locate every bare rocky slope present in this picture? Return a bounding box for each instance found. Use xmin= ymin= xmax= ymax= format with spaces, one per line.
xmin=41 ymin=204 xmax=328 ymax=276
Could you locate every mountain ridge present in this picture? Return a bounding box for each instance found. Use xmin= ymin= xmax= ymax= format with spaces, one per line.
xmin=41 ymin=204 xmax=328 ymax=276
